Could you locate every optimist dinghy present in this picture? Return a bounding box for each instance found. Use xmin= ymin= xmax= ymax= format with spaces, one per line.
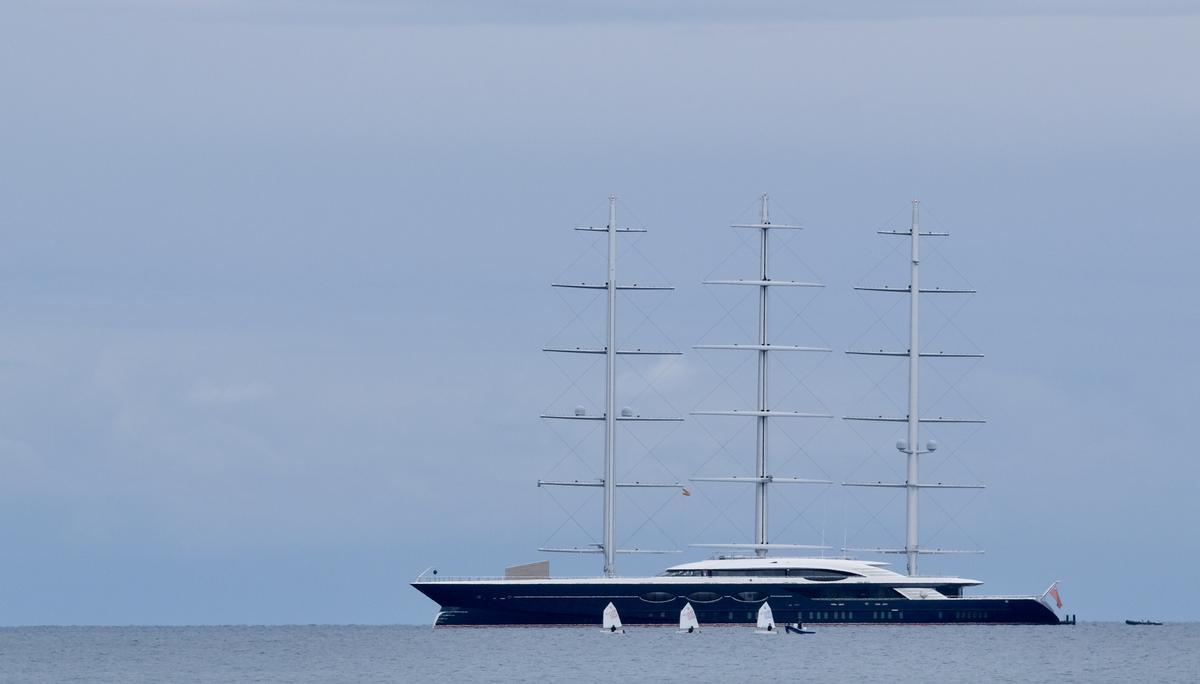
xmin=602 ymin=602 xmax=625 ymax=634
xmin=678 ymin=603 xmax=700 ymax=634
xmin=754 ymin=602 xmax=778 ymax=635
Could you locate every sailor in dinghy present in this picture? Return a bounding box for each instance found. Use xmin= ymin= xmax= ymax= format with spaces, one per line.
xmin=602 ymin=602 xmax=625 ymax=634
xmin=678 ymin=603 xmax=700 ymax=634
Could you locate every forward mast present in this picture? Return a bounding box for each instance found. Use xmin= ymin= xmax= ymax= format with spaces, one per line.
xmin=539 ymin=196 xmax=682 ymax=577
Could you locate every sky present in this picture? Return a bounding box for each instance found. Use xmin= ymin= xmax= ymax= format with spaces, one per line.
xmin=0 ymin=1 xmax=1197 ymax=625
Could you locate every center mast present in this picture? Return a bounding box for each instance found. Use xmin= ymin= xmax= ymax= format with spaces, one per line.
xmin=692 ymin=194 xmax=833 ymax=557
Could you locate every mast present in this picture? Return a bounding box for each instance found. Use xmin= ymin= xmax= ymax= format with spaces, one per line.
xmin=603 ymin=196 xmax=618 ymax=577
xmin=539 ymin=196 xmax=684 ymax=575
xmin=845 ymin=199 xmax=986 ymax=575
xmin=754 ymin=194 xmax=771 ymax=556
xmin=692 ymin=194 xmax=832 ymax=557
xmin=905 ymin=200 xmax=921 ymax=577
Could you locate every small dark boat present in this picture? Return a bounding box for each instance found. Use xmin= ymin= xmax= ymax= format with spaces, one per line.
xmin=1125 ymin=619 xmax=1163 ymax=626
xmin=785 ymin=624 xmax=815 ymax=635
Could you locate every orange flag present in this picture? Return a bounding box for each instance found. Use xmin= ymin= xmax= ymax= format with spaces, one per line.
xmin=1048 ymin=583 xmax=1063 ymax=609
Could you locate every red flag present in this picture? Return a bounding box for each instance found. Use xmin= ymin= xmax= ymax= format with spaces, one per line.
xmin=1048 ymin=583 xmax=1063 ymax=609
xmin=681 ymin=487 xmax=691 ymax=497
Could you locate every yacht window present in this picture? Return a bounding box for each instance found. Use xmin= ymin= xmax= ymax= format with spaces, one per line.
xmin=639 ymin=591 xmax=676 ymax=603
xmin=787 ymin=569 xmax=857 ymax=581
xmin=709 ymin=569 xmax=788 ymax=577
xmin=733 ymin=591 xmax=766 ymax=603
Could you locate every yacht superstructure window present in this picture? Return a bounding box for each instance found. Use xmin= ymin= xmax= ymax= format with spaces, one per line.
xmin=665 ymin=567 xmax=860 ymax=579
xmin=788 ymin=569 xmax=856 ymax=581
xmin=710 ymin=569 xmax=788 ymax=577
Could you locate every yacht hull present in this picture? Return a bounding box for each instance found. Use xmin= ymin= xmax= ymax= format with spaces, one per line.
xmin=413 ymin=581 xmax=1061 ymax=626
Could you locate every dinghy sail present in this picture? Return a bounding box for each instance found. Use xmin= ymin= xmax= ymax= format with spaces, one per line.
xmin=603 ymin=602 xmax=625 ymax=633
xmin=755 ymin=602 xmax=777 ymax=634
xmin=678 ymin=603 xmax=700 ymax=634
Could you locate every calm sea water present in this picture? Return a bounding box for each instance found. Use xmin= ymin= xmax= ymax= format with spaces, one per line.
xmin=0 ymin=624 xmax=1196 ymax=683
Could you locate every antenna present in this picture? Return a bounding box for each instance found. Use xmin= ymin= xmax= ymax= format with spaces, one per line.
xmin=844 ymin=200 xmax=986 ymax=576
xmin=539 ymin=196 xmax=684 ymax=577
xmin=691 ymin=194 xmax=833 ymax=557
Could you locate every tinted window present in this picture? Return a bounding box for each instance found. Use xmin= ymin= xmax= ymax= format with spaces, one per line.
xmin=710 ymin=569 xmax=787 ymax=577
xmin=640 ymin=591 xmax=675 ymax=603
xmin=787 ymin=569 xmax=856 ymax=581
xmin=733 ymin=591 xmax=766 ymax=603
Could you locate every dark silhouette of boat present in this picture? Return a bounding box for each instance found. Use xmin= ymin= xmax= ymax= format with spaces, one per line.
xmin=1125 ymin=619 xmax=1163 ymax=625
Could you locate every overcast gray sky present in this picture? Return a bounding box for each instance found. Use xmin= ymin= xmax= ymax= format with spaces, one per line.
xmin=0 ymin=1 xmax=1197 ymax=624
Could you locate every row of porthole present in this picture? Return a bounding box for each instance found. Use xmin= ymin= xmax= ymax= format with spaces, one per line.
xmin=800 ymin=611 xmax=902 ymax=621
xmin=640 ymin=591 xmax=766 ymax=604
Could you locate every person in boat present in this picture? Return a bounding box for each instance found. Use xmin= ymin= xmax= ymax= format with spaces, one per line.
xmin=766 ymin=624 xmax=773 ymax=632
xmin=610 ymin=625 xmax=617 ymax=633
xmin=687 ymin=626 xmax=694 ymax=634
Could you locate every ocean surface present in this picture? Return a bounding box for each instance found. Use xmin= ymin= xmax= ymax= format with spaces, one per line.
xmin=1 ymin=623 xmax=1196 ymax=683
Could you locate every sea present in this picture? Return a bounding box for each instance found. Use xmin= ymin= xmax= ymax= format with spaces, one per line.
xmin=0 ymin=623 xmax=1196 ymax=683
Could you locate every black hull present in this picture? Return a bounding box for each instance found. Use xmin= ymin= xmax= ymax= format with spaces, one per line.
xmin=413 ymin=581 xmax=1061 ymax=626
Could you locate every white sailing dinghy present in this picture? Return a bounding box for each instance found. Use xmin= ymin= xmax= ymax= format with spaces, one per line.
xmin=678 ymin=603 xmax=700 ymax=634
xmin=755 ymin=602 xmax=778 ymax=635
xmin=602 ymin=602 xmax=625 ymax=634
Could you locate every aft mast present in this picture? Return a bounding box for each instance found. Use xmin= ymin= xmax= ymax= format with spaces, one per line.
xmin=692 ymin=194 xmax=832 ymax=557
xmin=752 ymin=196 xmax=771 ymax=555
xmin=603 ymin=196 xmax=618 ymax=577
xmin=905 ymin=200 xmax=924 ymax=577
xmin=539 ymin=195 xmax=683 ymax=577
xmin=845 ymin=200 xmax=985 ymax=576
